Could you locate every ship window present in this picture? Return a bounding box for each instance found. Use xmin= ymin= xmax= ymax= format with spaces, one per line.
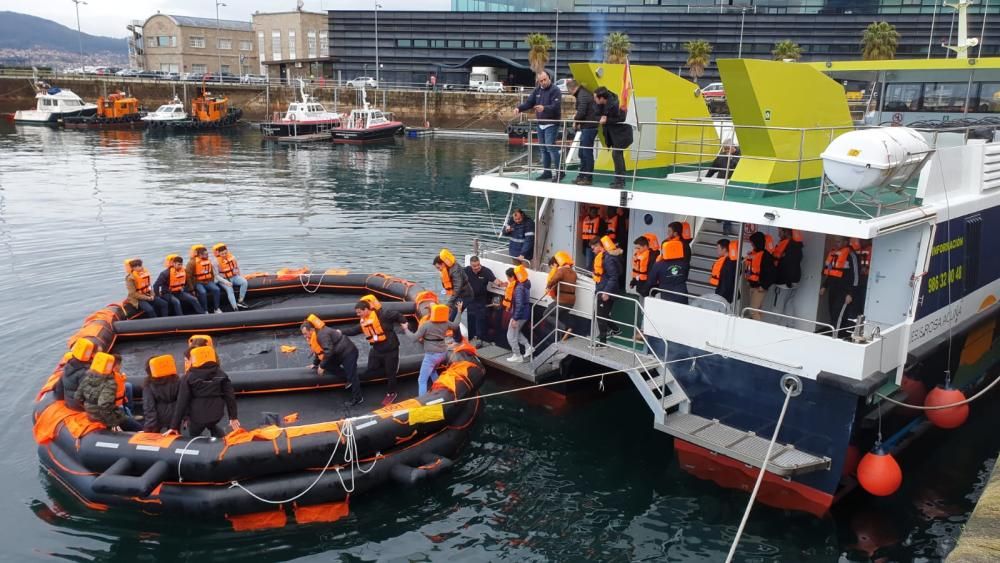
xmin=174 ymin=107 xmax=184 ymax=113
xmin=922 ymin=82 xmax=969 ymax=112
xmin=975 ymin=83 xmax=1000 ymax=113
xmin=883 ymin=83 xmax=923 ymax=112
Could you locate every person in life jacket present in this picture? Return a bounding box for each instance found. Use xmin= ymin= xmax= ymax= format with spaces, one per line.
xmin=605 ymin=206 xmax=627 ymax=243
xmin=55 ymin=337 xmax=101 ymax=411
xmin=581 ymin=206 xmax=604 ymax=270
xmin=167 ymin=346 xmax=239 ymax=437
xmin=630 ymin=236 xmax=656 ymax=297
xmin=153 ymin=254 xmax=204 ymax=315
xmin=502 ymin=208 xmax=535 ymax=262
xmin=402 ymin=303 xmax=462 ymax=394
xmin=341 ymin=297 xmax=405 ymax=406
xmin=433 ymin=248 xmax=473 ymax=322
xmin=541 ymin=251 xmax=577 ymax=344
xmin=75 ymin=352 xmax=141 ymax=432
xmin=185 ymin=244 xmax=223 ymax=314
xmin=463 ymin=257 xmax=496 ymax=348
xmin=771 ymin=228 xmax=805 ymax=326
xmin=590 ymin=235 xmax=624 ymax=345
xmin=694 ymin=239 xmax=738 ymax=312
xmin=142 ymin=354 xmax=181 ymax=433
xmin=820 ymin=235 xmax=862 ymax=339
xmin=503 ymin=265 xmax=533 ymax=362
xmin=664 ymin=221 xmax=693 ymax=268
xmin=745 ymin=231 xmax=777 ymax=321
xmin=212 ymin=243 xmax=249 ymax=310
xmin=650 ymin=238 xmax=689 ymax=304
xmin=124 ymin=258 xmax=168 ymax=318
xmin=301 ymin=314 xmax=362 ymax=406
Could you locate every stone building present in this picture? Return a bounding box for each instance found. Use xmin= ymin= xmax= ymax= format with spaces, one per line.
xmin=140 ymin=14 xmax=255 ymax=77
xmin=252 ymin=10 xmax=332 ymax=82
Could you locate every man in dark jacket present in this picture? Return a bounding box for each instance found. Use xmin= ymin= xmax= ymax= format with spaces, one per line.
xmin=515 ymin=70 xmax=563 ymax=182
xmin=593 ymin=86 xmax=634 ymax=188
xmin=503 ymin=208 xmax=535 ymax=262
xmin=464 ymin=256 xmax=497 ymax=346
xmin=342 ymin=299 xmax=405 ymax=405
xmin=590 ymin=236 xmax=624 ymax=345
xmin=650 ymin=239 xmax=689 ymax=304
xmin=433 ymin=252 xmax=474 ymax=322
xmin=76 ymin=353 xmax=141 ymax=431
xmin=820 ymin=236 xmax=862 ymax=339
xmin=303 ymin=319 xmax=362 ymax=406
xmin=695 ymin=239 xmax=737 ymax=312
xmin=142 ymin=355 xmax=181 ymax=433
xmin=153 ymin=254 xmax=204 ymax=316
xmin=772 ymin=228 xmax=804 ymax=326
xmin=169 ymin=346 xmax=239 ymax=437
xmin=568 ymin=79 xmax=600 ymax=185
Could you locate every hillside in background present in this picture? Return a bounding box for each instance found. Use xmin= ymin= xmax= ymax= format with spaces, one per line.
xmin=0 ymin=11 xmax=126 ymax=54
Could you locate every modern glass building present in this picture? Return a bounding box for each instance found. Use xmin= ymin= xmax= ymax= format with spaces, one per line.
xmin=453 ymin=0 xmax=1000 ymax=14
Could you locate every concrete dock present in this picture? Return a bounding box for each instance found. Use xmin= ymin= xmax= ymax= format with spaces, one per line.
xmin=949 ymin=456 xmax=1000 ymax=562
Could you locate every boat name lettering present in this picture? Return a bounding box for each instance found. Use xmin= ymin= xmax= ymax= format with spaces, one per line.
xmin=931 ymin=236 xmax=964 ymax=257
xmin=910 ymin=303 xmax=963 ymax=343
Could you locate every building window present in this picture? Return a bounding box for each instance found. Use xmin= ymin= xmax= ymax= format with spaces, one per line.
xmin=431 ymin=39 xmax=446 ymax=48
xmin=160 ymin=63 xmax=179 ymax=73
xmin=190 ymin=36 xmax=206 ymax=49
xmin=191 ymin=64 xmax=207 ymax=73
xmin=148 ymin=35 xmax=175 ymax=48
xmin=308 ymin=31 xmax=317 ymax=58
xmin=499 ymin=41 xmax=514 ymax=49
xmin=397 ymin=39 xmax=412 ymax=47
xmin=464 ymin=40 xmax=478 ymax=48
xmin=288 ymin=30 xmax=296 ymax=59
xmin=218 ymin=38 xmax=232 ymax=50
xmin=221 ymin=64 xmax=231 ymax=75
xmin=319 ymin=31 xmax=328 ymax=55
xmin=272 ymin=30 xmax=282 ymax=60
xmin=448 ymin=39 xmax=461 ymax=48
xmin=414 ymin=39 xmax=428 ymax=47
xmin=481 ymin=40 xmax=497 ymax=49
xmin=240 ymin=40 xmax=253 ymax=51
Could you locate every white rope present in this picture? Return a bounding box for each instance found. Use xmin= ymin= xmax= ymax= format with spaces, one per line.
xmin=725 ymin=381 xmax=796 ymax=563
xmin=298 ymin=271 xmax=328 ymax=294
xmin=876 ymin=370 xmax=1000 ymax=410
xmin=176 ymin=435 xmax=208 ymax=483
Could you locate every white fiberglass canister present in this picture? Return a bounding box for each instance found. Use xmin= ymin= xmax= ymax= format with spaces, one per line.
xmin=821 ymin=127 xmax=930 ymax=192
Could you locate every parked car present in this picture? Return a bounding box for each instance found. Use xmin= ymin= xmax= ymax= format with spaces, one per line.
xmin=555 ymin=78 xmax=570 ymax=93
xmin=241 ymin=73 xmax=268 ymax=84
xmin=115 ymin=69 xmax=142 ymax=77
xmin=477 ymin=81 xmax=505 ymax=93
xmin=443 ymin=83 xmax=467 ymax=91
xmin=346 ymin=76 xmax=377 ymax=88
xmin=701 ymin=82 xmax=725 ymax=98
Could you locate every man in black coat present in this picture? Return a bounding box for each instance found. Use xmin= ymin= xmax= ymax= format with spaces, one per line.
xmin=303 ymin=319 xmax=362 ymax=406
xmin=169 ymin=347 xmax=239 ymax=438
xmin=771 ymin=228 xmax=804 ymax=326
xmin=593 ymin=86 xmax=634 ymax=188
xmin=568 ymin=79 xmax=600 ymax=185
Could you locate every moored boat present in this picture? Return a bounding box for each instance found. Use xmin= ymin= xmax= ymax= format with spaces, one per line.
xmin=64 ymin=91 xmax=146 ymax=129
xmin=14 ymin=85 xmax=97 ymax=125
xmin=145 ymin=86 xmax=242 ymax=131
xmin=259 ymin=80 xmax=342 ymax=139
xmin=330 ymin=88 xmax=404 ymax=144
xmin=141 ymin=96 xmax=188 ymax=125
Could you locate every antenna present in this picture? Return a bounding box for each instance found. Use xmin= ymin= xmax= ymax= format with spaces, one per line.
xmin=942 ymin=0 xmax=979 ymax=58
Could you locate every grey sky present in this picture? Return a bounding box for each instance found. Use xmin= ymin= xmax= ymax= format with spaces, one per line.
xmin=0 ymin=0 xmax=450 ymax=38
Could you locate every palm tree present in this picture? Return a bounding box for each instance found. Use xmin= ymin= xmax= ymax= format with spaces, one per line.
xmin=525 ymin=33 xmax=553 ymax=73
xmin=861 ymin=21 xmax=900 ymax=60
xmin=684 ymin=39 xmax=713 ymax=84
xmin=604 ymin=32 xmax=632 ymax=64
xmin=772 ymin=40 xmax=802 ymax=61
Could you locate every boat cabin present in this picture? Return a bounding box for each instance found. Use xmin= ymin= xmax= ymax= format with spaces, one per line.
xmin=34 ymin=88 xmax=89 ymax=113
xmin=96 ymin=92 xmax=140 ymax=119
xmin=343 ymin=108 xmax=393 ymax=130
xmin=191 ymin=92 xmax=230 ymax=122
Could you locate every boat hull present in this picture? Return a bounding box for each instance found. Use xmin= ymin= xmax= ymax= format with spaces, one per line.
xmin=260 ymin=120 xmax=340 ymax=139
xmin=331 ymin=123 xmax=405 ymax=144
xmin=14 ymin=107 xmax=97 ymax=125
xmin=145 ymin=108 xmax=243 ymax=131
xmin=63 ymin=114 xmax=147 ymax=130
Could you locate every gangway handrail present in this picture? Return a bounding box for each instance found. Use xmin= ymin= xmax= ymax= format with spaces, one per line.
xmin=649 ymin=287 xmax=731 ymax=313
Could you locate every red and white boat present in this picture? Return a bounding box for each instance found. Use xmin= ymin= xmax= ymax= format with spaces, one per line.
xmin=330 ymin=89 xmax=404 ymax=144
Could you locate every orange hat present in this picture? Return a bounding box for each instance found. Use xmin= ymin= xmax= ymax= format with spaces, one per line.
xmin=187 ymin=334 xmax=214 ymax=348
xmin=90 ymin=352 xmax=115 ymax=376
xmin=212 ymin=243 xmax=227 ymax=254
xmin=189 ymin=244 xmax=207 ymax=258
xmin=165 ymin=253 xmax=182 ymax=267
xmin=600 ymin=235 xmax=616 ymax=252
xmin=438 ymin=248 xmax=456 ymax=268
xmin=305 ymin=314 xmax=325 ymax=329
xmin=414 ymin=290 xmax=438 ymax=307
xmin=148 ymin=355 xmax=177 ymax=378
xmin=553 ymin=251 xmax=573 ymax=267
xmin=70 ymin=338 xmax=96 ymax=363
xmin=430 ymin=304 xmax=450 ymax=323
xmin=360 ymin=294 xmax=382 ymax=311
xmin=514 ymin=264 xmax=529 ymax=283
xmin=189 ymin=346 xmax=217 ymax=368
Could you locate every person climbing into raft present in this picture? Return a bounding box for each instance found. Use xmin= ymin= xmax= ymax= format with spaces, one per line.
xmin=124 ymin=258 xmax=168 ymax=318
xmin=433 ymin=249 xmax=472 ymax=323
xmin=301 ymin=314 xmax=363 ymax=407
xmin=212 ymin=243 xmax=249 ymax=310
xmin=341 ymin=295 xmax=405 ymax=406
xmin=167 ymin=345 xmax=239 ymax=438
xmin=186 ymin=244 xmax=223 ymax=314
xmin=154 ymin=254 xmax=204 ymax=315
xmin=75 ymin=352 xmax=141 ymax=432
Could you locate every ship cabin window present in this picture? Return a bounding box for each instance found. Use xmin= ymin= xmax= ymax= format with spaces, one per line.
xmin=883 ymin=83 xmax=923 ymax=112
xmin=975 ymin=83 xmax=1000 ymax=113
xmin=922 ymin=83 xmax=969 ymax=113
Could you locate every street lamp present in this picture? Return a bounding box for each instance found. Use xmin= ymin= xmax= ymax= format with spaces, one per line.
xmin=374 ymin=1 xmax=382 ymax=86
xmin=216 ymin=1 xmax=226 ymax=83
xmin=737 ymin=7 xmax=747 ymax=58
xmin=71 ymin=0 xmax=87 ymax=70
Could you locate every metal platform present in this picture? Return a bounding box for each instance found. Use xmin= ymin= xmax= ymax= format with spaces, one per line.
xmin=557 ymin=335 xmax=660 ymax=371
xmin=476 ymin=343 xmax=561 ymax=383
xmin=655 ymin=412 xmax=831 ymax=477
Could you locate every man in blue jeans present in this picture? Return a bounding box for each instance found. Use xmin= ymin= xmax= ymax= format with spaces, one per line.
xmin=568 ymin=79 xmax=600 ymax=185
xmin=464 ymin=256 xmax=497 ymax=347
xmin=515 ymin=70 xmax=563 ymax=182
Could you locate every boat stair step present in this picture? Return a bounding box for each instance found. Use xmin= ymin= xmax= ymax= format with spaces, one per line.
xmin=475 ymin=343 xmax=559 ymax=383
xmin=654 ymin=413 xmax=832 ymax=477
xmin=555 ymin=335 xmax=662 ymax=371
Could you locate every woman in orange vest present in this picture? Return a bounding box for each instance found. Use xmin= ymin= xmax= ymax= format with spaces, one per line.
xmin=590 ymin=236 xmax=624 ymax=345
xmin=124 ymin=258 xmax=168 ymax=317
xmin=212 ymin=243 xmax=249 ymax=310
xmin=745 ymin=232 xmax=776 ymax=321
xmin=341 ymin=297 xmax=406 ymax=406
xmin=185 ymin=244 xmax=223 ymax=314
xmin=153 ymin=254 xmax=204 ymax=315
xmin=504 ymin=265 xmax=533 ymax=362
xmin=542 ymin=251 xmax=577 ymax=343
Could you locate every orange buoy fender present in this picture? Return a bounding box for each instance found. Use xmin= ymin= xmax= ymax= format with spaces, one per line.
xmin=857 ymin=450 xmax=902 ymax=497
xmin=899 ymin=375 xmax=927 ymax=407
xmin=924 ymin=386 xmax=969 ymax=429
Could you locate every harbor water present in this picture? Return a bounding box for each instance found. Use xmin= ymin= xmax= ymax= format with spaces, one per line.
xmin=0 ymin=124 xmax=997 ymax=561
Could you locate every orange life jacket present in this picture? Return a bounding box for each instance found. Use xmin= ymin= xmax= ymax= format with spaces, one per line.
xmin=502 ymin=280 xmax=517 ymax=310
xmin=581 ymin=216 xmax=600 ymax=240
xmin=772 ymin=238 xmax=790 ymax=262
xmin=764 ymin=234 xmax=775 ymax=253
xmin=168 ymin=267 xmax=187 ymax=292
xmin=308 ymin=331 xmax=325 ymax=360
xmin=546 ymin=267 xmax=558 ymax=298
xmin=824 ymin=247 xmax=851 ymax=278
xmin=632 ymin=248 xmax=652 ymax=281
xmin=360 ymin=311 xmax=387 ymax=344
xmin=217 ymin=253 xmax=240 ymax=279
xmin=709 ymin=255 xmax=728 ymax=286
xmin=593 ymin=251 xmax=605 ymax=283
xmin=113 ymin=370 xmax=127 ymax=407
xmin=746 ymin=250 xmax=765 ymax=283
xmin=606 ymin=214 xmax=620 ymax=241
xmin=850 ymin=239 xmax=871 ymax=277
xmin=439 ymin=267 xmax=453 ymax=296
xmin=194 ymin=257 xmax=213 ymax=282
xmin=131 ymin=268 xmax=152 ymax=296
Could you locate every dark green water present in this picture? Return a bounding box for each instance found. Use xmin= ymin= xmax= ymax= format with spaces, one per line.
xmin=0 ymin=124 xmax=996 ymax=561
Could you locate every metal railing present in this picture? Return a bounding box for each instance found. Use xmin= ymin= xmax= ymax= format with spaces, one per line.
xmin=739 ymin=307 xmax=838 ymax=335
xmin=649 ymin=287 xmax=732 ymax=313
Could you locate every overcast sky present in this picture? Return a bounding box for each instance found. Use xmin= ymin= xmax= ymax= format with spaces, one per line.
xmin=0 ymin=0 xmax=451 ymax=37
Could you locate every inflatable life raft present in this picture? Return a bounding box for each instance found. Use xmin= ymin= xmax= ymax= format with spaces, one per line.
xmin=33 ymin=271 xmax=485 ymax=529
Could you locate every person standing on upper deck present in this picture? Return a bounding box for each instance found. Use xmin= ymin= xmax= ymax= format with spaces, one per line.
xmin=514 ymin=70 xmax=563 ymax=182
xmin=593 ymin=86 xmax=634 ymax=189
xmin=502 ymin=208 xmax=535 ymax=263
xmin=568 ymin=79 xmax=600 ymax=186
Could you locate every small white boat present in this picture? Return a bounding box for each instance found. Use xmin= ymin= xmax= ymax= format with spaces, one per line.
xmin=13 ymin=86 xmax=97 ymax=125
xmin=330 ymin=88 xmax=404 ymax=144
xmin=141 ymin=96 xmax=188 ymax=123
xmin=259 ymin=80 xmax=342 ymax=138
